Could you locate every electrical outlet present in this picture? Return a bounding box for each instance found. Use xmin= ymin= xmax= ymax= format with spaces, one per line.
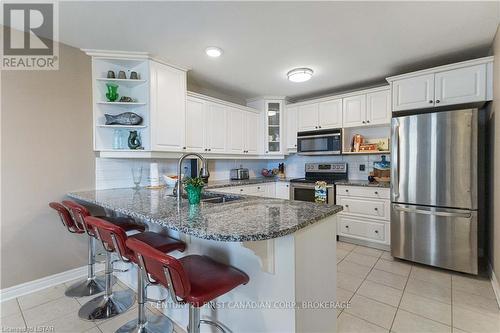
xmin=359 ymin=164 xmax=366 ymax=171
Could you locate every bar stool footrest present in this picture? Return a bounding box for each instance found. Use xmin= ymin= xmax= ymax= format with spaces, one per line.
xmin=199 ymin=319 xmax=228 ymax=333
xmin=115 ymin=312 xmax=174 ymax=333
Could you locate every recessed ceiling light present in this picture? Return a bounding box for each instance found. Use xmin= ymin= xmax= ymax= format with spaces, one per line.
xmin=205 ymin=46 xmax=222 ymax=58
xmin=287 ymin=68 xmax=313 ymax=82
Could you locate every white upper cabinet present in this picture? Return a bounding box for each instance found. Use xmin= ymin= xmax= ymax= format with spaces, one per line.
xmin=366 ymin=90 xmax=391 ymax=125
xmin=387 ymin=57 xmax=493 ymax=112
xmin=342 ymin=94 xmax=367 ymax=128
xmin=150 ymin=60 xmax=187 ymax=151
xmin=286 ymin=105 xmax=298 ymax=151
xmin=227 ymin=107 xmax=245 ymax=154
xmin=434 ymin=64 xmax=486 ymax=106
xmin=318 ymin=99 xmax=343 ymax=129
xmin=391 ymin=74 xmax=435 ymax=112
xmin=298 ymin=103 xmax=319 ymax=131
xmin=185 ymin=98 xmax=206 ymax=152
xmin=205 ymin=103 xmax=227 ymax=153
xmin=244 ymin=111 xmax=260 ymax=154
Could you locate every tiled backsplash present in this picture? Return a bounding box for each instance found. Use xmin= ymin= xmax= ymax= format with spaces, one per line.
xmin=269 ymin=154 xmax=390 ymax=180
xmin=95 ymin=154 xmax=390 ymax=190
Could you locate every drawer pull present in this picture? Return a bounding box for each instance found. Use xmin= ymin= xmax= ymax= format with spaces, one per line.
xmin=345 ymin=205 xmax=349 ymax=208
xmin=374 ymin=191 xmax=378 ymax=195
xmin=374 ymin=207 xmax=378 ymax=211
xmin=374 ymin=230 xmax=379 ymax=234
xmin=257 ymin=187 xmax=261 ymax=190
xmin=240 ymin=189 xmax=244 ymax=192
xmin=345 ymin=225 xmax=349 ymax=228
xmin=345 ymin=189 xmax=349 ymax=192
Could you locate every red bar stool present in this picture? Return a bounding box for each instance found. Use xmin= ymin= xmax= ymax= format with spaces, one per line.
xmin=61 ymin=200 xmax=146 ymax=298
xmin=126 ymin=237 xmax=250 ymax=333
xmin=82 ymin=216 xmax=186 ymax=327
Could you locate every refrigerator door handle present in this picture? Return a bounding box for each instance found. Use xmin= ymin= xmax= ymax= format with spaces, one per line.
xmin=392 ymin=119 xmax=400 ymax=199
xmin=393 ymin=205 xmax=472 ymax=218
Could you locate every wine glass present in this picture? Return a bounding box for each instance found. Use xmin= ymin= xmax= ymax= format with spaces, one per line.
xmin=131 ymin=166 xmax=143 ymax=189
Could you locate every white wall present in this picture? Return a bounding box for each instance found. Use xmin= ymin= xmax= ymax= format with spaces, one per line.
xmin=1 ymin=40 xmax=94 ymax=288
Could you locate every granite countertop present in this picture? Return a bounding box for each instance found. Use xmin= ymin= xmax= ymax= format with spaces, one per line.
xmin=205 ymin=177 xmax=292 ymax=189
xmin=334 ymin=180 xmax=391 ymax=188
xmin=68 ymin=187 xmax=342 ymax=242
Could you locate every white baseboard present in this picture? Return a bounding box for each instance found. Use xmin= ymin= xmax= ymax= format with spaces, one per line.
xmin=488 ymin=261 xmax=500 ymax=308
xmin=0 ymin=264 xmax=103 ymax=302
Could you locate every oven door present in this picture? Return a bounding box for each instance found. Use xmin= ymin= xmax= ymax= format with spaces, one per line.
xmin=297 ymin=132 xmax=341 ymax=155
xmin=290 ymin=183 xmax=334 ymax=203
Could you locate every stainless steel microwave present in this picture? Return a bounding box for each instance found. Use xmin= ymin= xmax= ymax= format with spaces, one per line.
xmin=297 ymin=129 xmax=342 ymax=155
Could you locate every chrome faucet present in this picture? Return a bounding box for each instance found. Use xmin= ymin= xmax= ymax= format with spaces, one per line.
xmin=176 ymin=153 xmax=209 ymax=201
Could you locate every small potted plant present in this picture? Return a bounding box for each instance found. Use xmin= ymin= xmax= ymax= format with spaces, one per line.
xmin=182 ymin=177 xmax=205 ymax=205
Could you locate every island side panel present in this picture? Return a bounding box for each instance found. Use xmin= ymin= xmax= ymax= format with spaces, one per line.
xmin=294 ymin=214 xmax=337 ymax=333
xmin=126 ymin=231 xmax=298 ymax=333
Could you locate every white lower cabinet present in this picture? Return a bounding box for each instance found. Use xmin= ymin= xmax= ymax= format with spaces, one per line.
xmin=336 ymin=185 xmax=390 ymax=246
xmin=275 ymin=182 xmax=290 ymax=200
xmin=338 ymin=216 xmax=388 ymax=243
xmin=212 ymin=182 xmax=287 ymax=199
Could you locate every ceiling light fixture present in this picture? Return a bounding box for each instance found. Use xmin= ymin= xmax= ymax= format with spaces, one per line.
xmin=205 ymin=46 xmax=222 ymax=58
xmin=287 ymin=68 xmax=313 ymax=82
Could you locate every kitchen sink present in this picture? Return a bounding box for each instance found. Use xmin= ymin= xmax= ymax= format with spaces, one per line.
xmin=168 ymin=192 xmax=242 ymax=204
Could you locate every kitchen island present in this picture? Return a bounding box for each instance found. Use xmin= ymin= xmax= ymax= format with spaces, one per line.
xmin=68 ymin=187 xmax=342 ymax=333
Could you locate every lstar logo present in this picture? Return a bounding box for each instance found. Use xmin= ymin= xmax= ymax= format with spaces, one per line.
xmin=2 ymin=2 xmax=59 ymax=70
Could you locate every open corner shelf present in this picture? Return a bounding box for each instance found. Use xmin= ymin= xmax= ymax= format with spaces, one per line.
xmin=97 ymin=102 xmax=146 ymax=106
xmin=342 ymin=150 xmax=390 ymax=155
xmin=96 ymin=124 xmax=147 ymax=129
xmin=96 ymin=78 xmax=147 ymax=87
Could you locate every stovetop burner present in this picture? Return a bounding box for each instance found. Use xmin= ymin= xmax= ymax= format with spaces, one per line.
xmin=290 ymin=178 xmax=337 ymax=184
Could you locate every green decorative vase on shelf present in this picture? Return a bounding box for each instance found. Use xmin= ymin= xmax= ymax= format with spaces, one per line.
xmin=185 ymin=185 xmax=202 ymax=205
xmin=105 ymin=83 xmax=119 ymax=102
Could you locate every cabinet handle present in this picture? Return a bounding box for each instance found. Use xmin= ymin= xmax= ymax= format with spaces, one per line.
xmin=240 ymin=189 xmax=244 ymax=192
xmin=257 ymin=187 xmax=261 ymax=190
xmin=345 ymin=189 xmax=349 ymax=192
xmin=266 ymin=151 xmax=269 ymax=153
xmin=315 ymin=126 xmax=318 ymax=129
xmin=429 ymin=100 xmax=433 ymax=104
xmin=182 ymin=147 xmax=186 ymax=149
xmin=366 ymin=120 xmax=370 ymax=123
xmin=319 ymin=126 xmax=322 ymax=128
xmin=345 ymin=225 xmax=349 ymax=228
xmin=374 ymin=191 xmax=378 ymax=195
xmin=208 ymin=149 xmax=212 ymax=151
xmin=436 ymin=99 xmax=440 ymax=104
xmin=345 ymin=205 xmax=349 ymax=208
xmin=286 ymin=185 xmax=289 ymax=188
xmin=362 ymin=121 xmax=366 ymax=124
xmin=294 ymin=144 xmax=297 ymax=147
xmin=375 ymin=230 xmax=379 ymax=234
xmin=374 ymin=207 xmax=378 ymax=211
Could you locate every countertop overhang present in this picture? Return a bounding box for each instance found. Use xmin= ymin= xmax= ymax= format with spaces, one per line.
xmin=68 ymin=187 xmax=342 ymax=242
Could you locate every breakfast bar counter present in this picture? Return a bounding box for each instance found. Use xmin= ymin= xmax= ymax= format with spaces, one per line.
xmin=68 ymin=187 xmax=341 ymax=333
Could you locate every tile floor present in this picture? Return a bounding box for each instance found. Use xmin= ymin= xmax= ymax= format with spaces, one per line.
xmin=336 ymin=241 xmax=500 ymax=333
xmin=1 ymin=242 xmax=499 ymax=333
xmin=0 ymin=280 xmax=184 ymax=333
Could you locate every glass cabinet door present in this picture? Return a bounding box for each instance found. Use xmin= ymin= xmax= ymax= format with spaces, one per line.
xmin=266 ymin=101 xmax=281 ymax=153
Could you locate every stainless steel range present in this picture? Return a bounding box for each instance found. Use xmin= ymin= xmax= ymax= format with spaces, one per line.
xmin=290 ymin=162 xmax=348 ymax=204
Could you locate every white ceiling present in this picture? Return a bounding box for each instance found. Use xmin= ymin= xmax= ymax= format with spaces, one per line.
xmin=56 ymin=1 xmax=499 ymax=102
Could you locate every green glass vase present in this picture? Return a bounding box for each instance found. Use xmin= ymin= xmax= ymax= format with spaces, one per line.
xmin=185 ymin=185 xmax=202 ymax=205
xmin=106 ymin=83 xmax=119 ymax=102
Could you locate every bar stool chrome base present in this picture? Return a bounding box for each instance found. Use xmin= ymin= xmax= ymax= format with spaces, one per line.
xmin=65 ymin=276 xmax=106 ymax=297
xmin=116 ymin=312 xmax=174 ymax=333
xmin=78 ymin=290 xmax=135 ymax=321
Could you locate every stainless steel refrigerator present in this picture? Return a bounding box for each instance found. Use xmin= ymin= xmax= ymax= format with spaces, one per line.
xmin=391 ymin=108 xmax=483 ymax=274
